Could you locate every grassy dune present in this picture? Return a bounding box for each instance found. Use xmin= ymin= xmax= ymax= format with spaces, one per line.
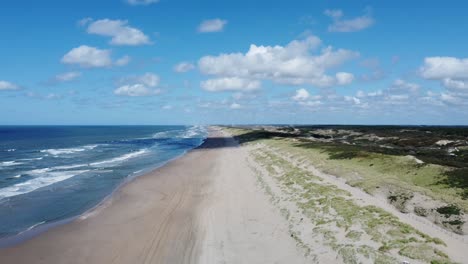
xmin=226 ymin=126 xmax=467 ymax=262
xmin=248 ymin=140 xmax=452 ymax=263
xmin=226 ymin=127 xmax=468 ymax=212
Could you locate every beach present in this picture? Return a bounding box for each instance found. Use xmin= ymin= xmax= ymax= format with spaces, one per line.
xmin=1 ymin=126 xmax=467 ymax=264
xmin=0 ymin=127 xmax=306 ymax=264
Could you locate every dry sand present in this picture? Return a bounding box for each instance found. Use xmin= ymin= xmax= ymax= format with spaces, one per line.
xmin=0 ymin=128 xmax=307 ymax=264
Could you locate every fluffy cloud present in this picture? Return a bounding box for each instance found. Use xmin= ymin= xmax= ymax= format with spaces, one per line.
xmin=54 ymin=72 xmax=81 ymax=82
xmin=292 ymin=88 xmax=310 ymax=101
xmin=198 ymin=19 xmax=227 ymax=33
xmin=201 ymin=77 xmax=261 ymax=92
xmin=61 ymin=45 xmax=112 ymax=68
xmin=324 ymin=9 xmax=374 ymax=32
xmin=198 ymin=36 xmax=358 ymax=88
xmin=291 ymin=89 xmax=323 ymax=108
xmin=420 ymin=57 xmax=468 ymax=92
xmin=440 ymin=92 xmax=468 ymax=106
xmin=0 ymin=81 xmax=19 ymax=90
xmin=126 ymin=0 xmax=159 ymax=5
xmin=114 ymin=73 xmax=161 ymax=97
xmin=174 ymin=62 xmax=195 ymax=73
xmin=114 ymin=84 xmax=160 ymax=97
xmin=442 ymin=78 xmax=468 ymax=90
xmin=344 ymin=96 xmax=361 ymax=105
xmin=86 ymin=19 xmax=150 ymax=46
xmin=420 ymin=56 xmax=468 ymax=105
xmin=347 ymin=79 xmax=422 ymax=108
xmin=117 ymin=72 xmax=160 ymax=87
xmin=420 ymin=57 xmax=468 ymax=80
xmin=336 ymin=72 xmax=355 ymax=85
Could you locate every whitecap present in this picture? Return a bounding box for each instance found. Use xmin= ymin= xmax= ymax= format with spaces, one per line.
xmin=152 ymin=130 xmax=180 ymax=139
xmin=90 ymin=149 xmax=148 ymax=167
xmin=28 ymin=168 xmax=52 ymax=174
xmin=181 ymin=125 xmax=206 ymax=139
xmin=18 ymin=157 xmax=43 ymax=161
xmin=53 ymin=164 xmax=88 ymax=170
xmin=0 ymin=170 xmax=89 ymax=199
xmin=40 ymin=144 xmax=100 ymax=156
xmin=0 ymin=161 xmax=24 ymax=167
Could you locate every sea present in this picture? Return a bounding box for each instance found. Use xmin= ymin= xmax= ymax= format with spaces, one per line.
xmin=0 ymin=125 xmax=207 ymax=239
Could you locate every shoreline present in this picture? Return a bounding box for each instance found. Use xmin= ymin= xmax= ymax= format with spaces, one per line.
xmin=0 ymin=130 xmax=210 ymax=248
xmin=0 ymin=127 xmax=307 ymax=263
xmin=3 ymin=126 xmax=463 ymax=263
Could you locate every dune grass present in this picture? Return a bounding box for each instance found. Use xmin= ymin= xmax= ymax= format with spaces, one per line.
xmin=226 ymin=127 xmax=468 ymax=213
xmin=249 ymin=145 xmax=453 ymax=263
xmin=250 ymin=145 xmax=450 ymax=263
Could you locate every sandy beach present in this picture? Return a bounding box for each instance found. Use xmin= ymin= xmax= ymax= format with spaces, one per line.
xmin=1 ymin=126 xmax=467 ymax=264
xmin=0 ymin=128 xmax=306 ymax=264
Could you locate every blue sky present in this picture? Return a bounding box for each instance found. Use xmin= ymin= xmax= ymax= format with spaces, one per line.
xmin=1 ymin=0 xmax=467 ymax=125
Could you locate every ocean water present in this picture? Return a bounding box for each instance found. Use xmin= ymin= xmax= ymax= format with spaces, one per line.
xmin=0 ymin=125 xmax=207 ymax=238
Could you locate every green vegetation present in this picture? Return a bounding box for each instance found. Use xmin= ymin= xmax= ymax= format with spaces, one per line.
xmin=226 ymin=126 xmax=468 ymax=213
xmin=436 ymin=205 xmax=462 ymax=217
xmin=248 ymin=144 xmax=452 ymax=263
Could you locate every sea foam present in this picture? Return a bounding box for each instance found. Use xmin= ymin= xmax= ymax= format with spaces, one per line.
xmin=90 ymin=149 xmax=149 ymax=167
xmin=0 ymin=170 xmax=89 ymax=199
xmin=0 ymin=161 xmax=24 ymax=167
xmin=40 ymin=144 xmax=100 ymax=156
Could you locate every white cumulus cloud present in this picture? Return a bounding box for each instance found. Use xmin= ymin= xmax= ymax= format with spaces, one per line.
xmin=114 ymin=73 xmax=161 ymax=97
xmin=344 ymin=96 xmax=361 ymax=105
xmin=86 ymin=19 xmax=150 ymax=46
xmin=336 ymin=72 xmax=355 ymax=85
xmin=420 ymin=56 xmax=468 ymax=105
xmin=198 ymin=36 xmax=358 ymax=88
xmin=325 ymin=9 xmax=374 ymax=32
xmin=230 ymin=103 xmax=242 ymax=109
xmin=61 ymin=45 xmax=112 ymax=68
xmin=198 ymin=19 xmax=227 ymax=33
xmin=0 ymin=81 xmax=19 ymax=90
xmin=292 ymin=88 xmax=310 ymax=101
xmin=201 ymin=77 xmax=261 ymax=92
xmin=420 ymin=57 xmax=468 ymax=80
xmin=114 ymin=84 xmax=160 ymax=97
xmin=420 ymin=56 xmax=468 ymax=92
xmin=442 ymin=78 xmax=468 ymax=90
